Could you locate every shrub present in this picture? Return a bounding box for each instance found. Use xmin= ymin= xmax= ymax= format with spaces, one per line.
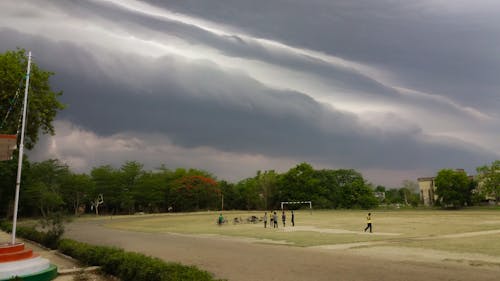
xmin=58 ymin=239 xmax=225 ymax=281
xmin=0 ymin=220 xmax=12 ymax=232
xmin=2 ymin=222 xmax=225 ymax=281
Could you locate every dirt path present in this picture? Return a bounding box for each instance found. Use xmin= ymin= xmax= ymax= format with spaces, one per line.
xmin=64 ymin=220 xmax=500 ymax=281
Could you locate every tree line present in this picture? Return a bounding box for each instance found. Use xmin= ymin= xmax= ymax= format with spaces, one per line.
xmin=0 ymin=158 xmax=387 ymax=218
xmin=1 ymin=157 xmax=497 ymax=218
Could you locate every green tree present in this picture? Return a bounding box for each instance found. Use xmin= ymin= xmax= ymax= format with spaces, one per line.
xmin=23 ymin=159 xmax=69 ymax=217
xmin=434 ymin=169 xmax=471 ymax=208
xmin=90 ymin=165 xmax=120 ymax=215
xmin=278 ymin=163 xmax=320 ymax=205
xmin=332 ymin=169 xmax=377 ymax=209
xmin=60 ymin=173 xmax=94 ymax=216
xmin=476 ymin=160 xmax=500 ymax=202
xmin=133 ymin=168 xmax=171 ymax=213
xmin=235 ymin=177 xmax=261 ymax=210
xmin=118 ymin=161 xmax=144 ymax=214
xmin=255 ymin=170 xmax=279 ymax=210
xmin=0 ymin=48 xmax=64 ymax=148
xmin=218 ymin=180 xmax=239 ymax=210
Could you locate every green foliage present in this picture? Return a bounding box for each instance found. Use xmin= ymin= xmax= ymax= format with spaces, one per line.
xmin=476 ymin=160 xmax=500 ymax=202
xmin=58 ymin=239 xmax=226 ymax=281
xmin=38 ymin=212 xmax=68 ymax=248
xmin=60 ymin=173 xmax=94 ymax=215
xmin=23 ymin=159 xmax=68 ymax=217
xmin=435 ymin=169 xmax=472 ymax=208
xmin=0 ymin=216 xmax=64 ymax=249
xmin=0 ymin=156 xmax=26 ymax=218
xmin=0 ymin=48 xmax=64 ymax=148
xmin=0 ymin=219 xmax=12 ymax=232
xmin=276 ymin=163 xmax=377 ymax=209
xmin=2 ymin=158 xmax=404 ymax=218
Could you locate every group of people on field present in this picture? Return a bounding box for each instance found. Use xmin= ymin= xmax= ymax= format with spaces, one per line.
xmin=263 ymin=210 xmax=295 ymax=228
xmin=218 ymin=211 xmax=373 ymax=233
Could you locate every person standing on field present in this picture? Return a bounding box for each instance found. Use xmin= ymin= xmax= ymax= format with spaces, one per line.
xmin=364 ymin=213 xmax=372 ymax=233
xmin=291 ymin=210 xmax=295 ymax=227
xmin=273 ymin=212 xmax=278 ymax=228
xmin=263 ymin=212 xmax=268 ymax=228
xmin=281 ymin=210 xmax=286 ymax=227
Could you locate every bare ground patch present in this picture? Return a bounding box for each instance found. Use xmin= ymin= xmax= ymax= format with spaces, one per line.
xmin=282 ymin=225 xmax=401 ymax=236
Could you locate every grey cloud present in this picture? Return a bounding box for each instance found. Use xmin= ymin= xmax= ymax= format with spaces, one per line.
xmin=3 ymin=0 xmax=491 ymax=123
xmin=146 ymin=0 xmax=500 ymax=113
xmin=0 ymin=29 xmax=493 ymax=175
xmin=1 ymin=1 xmax=499 ymax=187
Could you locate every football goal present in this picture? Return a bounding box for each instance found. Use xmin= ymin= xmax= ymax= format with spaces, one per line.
xmin=280 ymin=201 xmax=312 ymax=214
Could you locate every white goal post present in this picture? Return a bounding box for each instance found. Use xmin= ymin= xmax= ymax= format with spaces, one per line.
xmin=280 ymin=201 xmax=312 ymax=214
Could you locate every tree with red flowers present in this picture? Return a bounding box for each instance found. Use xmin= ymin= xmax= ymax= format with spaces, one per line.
xmin=171 ymin=175 xmax=220 ymax=211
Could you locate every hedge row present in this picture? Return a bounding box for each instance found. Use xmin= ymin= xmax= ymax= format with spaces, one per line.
xmin=0 ymin=220 xmax=59 ymax=249
xmin=0 ymin=220 xmax=225 ymax=281
xmin=58 ymin=239 xmax=225 ymax=281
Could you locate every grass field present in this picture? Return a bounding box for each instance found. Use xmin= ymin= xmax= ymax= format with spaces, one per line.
xmin=99 ymin=208 xmax=500 ymax=257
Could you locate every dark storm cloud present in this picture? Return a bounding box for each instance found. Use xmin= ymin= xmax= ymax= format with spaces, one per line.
xmin=0 ymin=28 xmax=492 ymax=174
xmin=48 ymin=0 xmax=397 ymax=99
xmin=1 ymin=0 xmax=499 ymax=185
xmin=32 ymin=0 xmax=493 ymax=122
xmin=148 ymin=0 xmax=500 ymax=113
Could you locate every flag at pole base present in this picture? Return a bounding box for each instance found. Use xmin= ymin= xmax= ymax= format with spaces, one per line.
xmin=0 ymin=243 xmax=57 ymax=281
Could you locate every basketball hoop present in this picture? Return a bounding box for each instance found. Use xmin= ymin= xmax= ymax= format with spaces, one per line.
xmin=0 ymin=134 xmax=17 ymax=161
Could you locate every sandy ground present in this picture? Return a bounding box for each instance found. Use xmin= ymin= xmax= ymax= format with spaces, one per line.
xmin=64 ymin=220 xmax=500 ymax=281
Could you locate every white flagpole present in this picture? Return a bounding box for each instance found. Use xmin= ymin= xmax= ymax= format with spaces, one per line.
xmin=11 ymin=51 xmax=31 ymax=245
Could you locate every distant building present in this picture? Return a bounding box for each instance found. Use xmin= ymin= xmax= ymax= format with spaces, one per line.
xmin=418 ymin=177 xmax=437 ymax=206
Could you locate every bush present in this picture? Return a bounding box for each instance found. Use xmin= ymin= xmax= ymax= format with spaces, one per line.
xmin=0 ymin=220 xmax=12 ymax=232
xmin=58 ymin=239 xmax=225 ymax=281
xmin=2 ymin=221 xmax=225 ymax=281
xmin=0 ymin=214 xmax=66 ymax=249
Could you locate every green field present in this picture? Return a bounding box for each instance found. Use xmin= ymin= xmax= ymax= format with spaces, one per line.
xmin=97 ymin=209 xmax=500 ymax=256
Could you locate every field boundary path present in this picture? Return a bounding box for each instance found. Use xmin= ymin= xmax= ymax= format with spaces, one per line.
xmin=65 ymin=220 xmax=500 ymax=281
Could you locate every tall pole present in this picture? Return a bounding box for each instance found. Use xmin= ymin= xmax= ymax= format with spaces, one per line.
xmin=11 ymin=51 xmax=31 ymax=245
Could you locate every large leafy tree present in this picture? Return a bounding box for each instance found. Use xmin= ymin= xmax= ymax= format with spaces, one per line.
xmin=171 ymin=174 xmax=220 ymax=211
xmin=133 ymin=170 xmax=170 ymax=213
xmin=0 ymin=48 xmax=64 ymax=149
xmin=90 ymin=165 xmax=120 ymax=214
xmin=476 ymin=160 xmax=500 ymax=202
xmin=434 ymin=169 xmax=471 ymax=208
xmin=255 ymin=170 xmax=279 ymax=210
xmin=118 ymin=161 xmax=144 ymax=214
xmin=330 ymin=169 xmax=377 ymax=209
xmin=278 ymin=163 xmax=319 ymax=203
xmin=22 ymin=159 xmax=69 ymax=217
xmin=60 ymin=173 xmax=94 ymax=216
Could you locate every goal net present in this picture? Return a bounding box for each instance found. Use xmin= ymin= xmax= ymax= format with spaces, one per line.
xmin=280 ymin=201 xmax=312 ymax=214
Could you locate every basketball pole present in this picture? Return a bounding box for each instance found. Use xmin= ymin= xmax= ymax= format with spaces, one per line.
xmin=11 ymin=51 xmax=31 ymax=245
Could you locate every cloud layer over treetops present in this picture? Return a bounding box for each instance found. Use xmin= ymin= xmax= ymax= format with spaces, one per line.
xmin=1 ymin=0 xmax=498 ymax=186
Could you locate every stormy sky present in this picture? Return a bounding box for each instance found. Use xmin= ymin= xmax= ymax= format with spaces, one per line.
xmin=1 ymin=0 xmax=499 ymax=187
